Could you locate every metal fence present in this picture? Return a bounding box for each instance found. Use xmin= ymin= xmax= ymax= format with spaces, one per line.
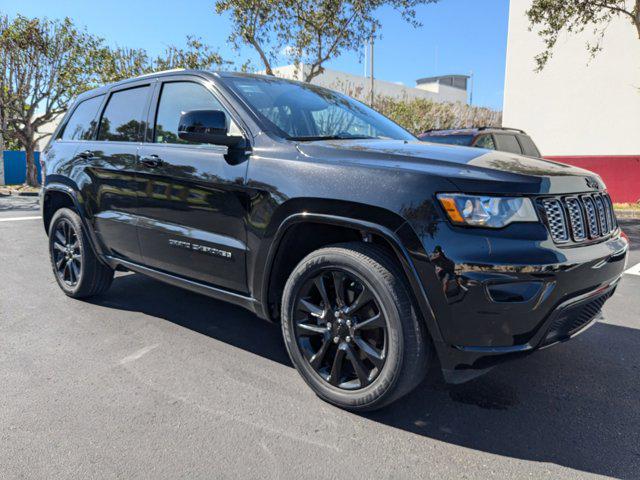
xmin=1 ymin=151 xmax=42 ymax=185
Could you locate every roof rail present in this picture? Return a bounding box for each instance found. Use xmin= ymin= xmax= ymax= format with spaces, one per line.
xmin=477 ymin=126 xmax=526 ymax=134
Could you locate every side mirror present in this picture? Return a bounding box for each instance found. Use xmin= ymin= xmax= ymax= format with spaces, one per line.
xmin=178 ymin=110 xmax=243 ymax=147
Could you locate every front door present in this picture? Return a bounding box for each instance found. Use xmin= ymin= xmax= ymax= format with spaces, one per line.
xmin=135 ymin=79 xmax=250 ymax=293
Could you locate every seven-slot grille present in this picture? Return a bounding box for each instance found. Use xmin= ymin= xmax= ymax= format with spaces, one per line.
xmin=541 ymin=193 xmax=617 ymax=244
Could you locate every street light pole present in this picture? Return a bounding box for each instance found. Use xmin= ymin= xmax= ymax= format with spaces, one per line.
xmin=369 ymin=26 xmax=375 ymax=107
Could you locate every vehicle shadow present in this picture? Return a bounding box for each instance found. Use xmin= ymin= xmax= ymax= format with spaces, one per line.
xmin=366 ymin=321 xmax=640 ymax=478
xmin=93 ymin=272 xmax=640 ymax=478
xmin=92 ymin=271 xmax=292 ymax=366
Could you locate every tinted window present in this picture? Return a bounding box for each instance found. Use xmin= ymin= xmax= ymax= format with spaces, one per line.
xmin=97 ymin=86 xmax=150 ymax=142
xmin=495 ymin=134 xmax=522 ymax=154
xmin=226 ymin=76 xmax=414 ymax=141
xmin=154 ymin=82 xmax=238 ymax=144
xmin=61 ymin=95 xmax=104 ymax=141
xmin=474 ymin=135 xmax=496 ymax=150
xmin=420 ymin=135 xmax=474 ymax=146
xmin=517 ymin=135 xmax=541 ymax=157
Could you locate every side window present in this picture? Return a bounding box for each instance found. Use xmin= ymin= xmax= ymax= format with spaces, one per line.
xmin=517 ymin=135 xmax=541 ymax=157
xmin=154 ymin=81 xmax=240 ymax=144
xmin=60 ymin=95 xmax=104 ymax=141
xmin=494 ymin=134 xmax=522 ymax=154
xmin=474 ymin=135 xmax=496 ymax=150
xmin=97 ymin=86 xmax=150 ymax=142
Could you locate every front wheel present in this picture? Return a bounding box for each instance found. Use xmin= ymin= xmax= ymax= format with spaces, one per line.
xmin=48 ymin=208 xmax=114 ymax=298
xmin=281 ymin=243 xmax=430 ymax=411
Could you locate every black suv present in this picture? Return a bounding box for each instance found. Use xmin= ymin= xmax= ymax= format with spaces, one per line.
xmin=41 ymin=70 xmax=627 ymax=411
xmin=419 ymin=127 xmax=542 ymax=157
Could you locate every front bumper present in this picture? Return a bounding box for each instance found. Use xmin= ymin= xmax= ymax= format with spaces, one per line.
xmin=399 ymin=220 xmax=628 ymax=381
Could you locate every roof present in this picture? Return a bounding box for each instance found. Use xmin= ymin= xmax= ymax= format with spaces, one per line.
xmin=420 ymin=126 xmax=527 ymax=136
xmin=75 ymin=69 xmax=317 ymax=103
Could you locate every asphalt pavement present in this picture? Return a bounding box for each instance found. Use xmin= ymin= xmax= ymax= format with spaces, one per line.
xmin=1 ymin=196 xmax=639 ymax=479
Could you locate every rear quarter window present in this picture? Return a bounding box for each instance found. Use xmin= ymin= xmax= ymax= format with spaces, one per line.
xmin=494 ymin=134 xmax=523 ymax=154
xmin=60 ymin=95 xmax=104 ymax=141
xmin=517 ymin=135 xmax=541 ymax=157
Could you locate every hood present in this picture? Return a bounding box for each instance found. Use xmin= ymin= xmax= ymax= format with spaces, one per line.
xmin=296 ymin=139 xmax=604 ymax=195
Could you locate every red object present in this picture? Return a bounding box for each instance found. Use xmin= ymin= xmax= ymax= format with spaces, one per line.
xmin=546 ymin=156 xmax=640 ymax=203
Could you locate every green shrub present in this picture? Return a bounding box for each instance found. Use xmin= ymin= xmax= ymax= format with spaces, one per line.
xmin=374 ymin=96 xmax=502 ymax=135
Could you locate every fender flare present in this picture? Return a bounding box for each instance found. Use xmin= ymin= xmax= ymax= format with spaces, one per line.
xmin=41 ymin=183 xmax=109 ymax=263
xmin=260 ymin=212 xmax=444 ymax=344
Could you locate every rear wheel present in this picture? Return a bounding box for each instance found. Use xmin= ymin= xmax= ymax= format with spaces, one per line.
xmin=281 ymin=242 xmax=430 ymax=411
xmin=48 ymin=208 xmax=114 ymax=298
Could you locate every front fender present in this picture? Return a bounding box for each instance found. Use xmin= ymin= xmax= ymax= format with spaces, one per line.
xmin=254 ymin=208 xmax=444 ymax=345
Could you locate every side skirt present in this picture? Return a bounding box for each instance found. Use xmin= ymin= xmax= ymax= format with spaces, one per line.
xmin=106 ymin=256 xmax=263 ymax=318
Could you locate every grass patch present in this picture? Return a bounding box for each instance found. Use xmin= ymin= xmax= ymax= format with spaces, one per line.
xmin=614 ymin=203 xmax=640 ymax=211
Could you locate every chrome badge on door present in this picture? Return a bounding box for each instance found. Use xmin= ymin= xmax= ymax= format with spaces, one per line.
xmin=168 ymin=239 xmax=232 ymax=259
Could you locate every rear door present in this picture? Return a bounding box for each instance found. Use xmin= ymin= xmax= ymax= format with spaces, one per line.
xmin=135 ymin=76 xmax=250 ymax=292
xmin=86 ymin=82 xmax=153 ymax=262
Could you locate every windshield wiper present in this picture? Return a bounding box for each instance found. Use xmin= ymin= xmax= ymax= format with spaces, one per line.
xmin=288 ymin=134 xmax=376 ymax=141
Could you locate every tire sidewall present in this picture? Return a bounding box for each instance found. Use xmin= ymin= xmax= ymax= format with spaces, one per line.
xmin=282 ymin=250 xmax=407 ymax=410
xmin=49 ymin=209 xmax=86 ymax=296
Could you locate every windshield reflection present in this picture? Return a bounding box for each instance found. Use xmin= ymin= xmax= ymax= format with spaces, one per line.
xmin=225 ymin=75 xmax=415 ymax=142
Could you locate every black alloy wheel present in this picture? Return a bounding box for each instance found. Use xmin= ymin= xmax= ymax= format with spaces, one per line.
xmin=293 ymin=269 xmax=388 ymax=390
xmin=52 ymin=218 xmax=82 ymax=287
xmin=48 ymin=208 xmax=114 ymax=298
xmin=282 ymin=243 xmax=430 ymax=411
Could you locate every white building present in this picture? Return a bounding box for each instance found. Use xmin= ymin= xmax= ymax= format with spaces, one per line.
xmin=503 ymin=0 xmax=640 ymax=157
xmin=269 ymin=64 xmax=469 ymax=104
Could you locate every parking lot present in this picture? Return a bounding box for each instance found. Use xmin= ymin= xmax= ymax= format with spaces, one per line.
xmin=1 ymin=196 xmax=639 ymax=479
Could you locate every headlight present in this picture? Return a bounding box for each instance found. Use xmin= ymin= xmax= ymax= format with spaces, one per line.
xmin=437 ymin=193 xmax=538 ymax=228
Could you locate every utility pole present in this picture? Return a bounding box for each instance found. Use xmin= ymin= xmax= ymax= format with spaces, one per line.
xmin=369 ymin=26 xmax=375 ymax=107
xmin=469 ymin=71 xmax=474 ymax=106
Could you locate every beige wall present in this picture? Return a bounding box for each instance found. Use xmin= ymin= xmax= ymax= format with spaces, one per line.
xmin=503 ymin=0 xmax=640 ymax=156
xmin=36 ymin=115 xmax=62 ymax=151
xmin=270 ymin=64 xmax=468 ymax=104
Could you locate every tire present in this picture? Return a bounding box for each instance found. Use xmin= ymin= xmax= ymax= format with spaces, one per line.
xmin=281 ymin=242 xmax=430 ymax=411
xmin=48 ymin=208 xmax=114 ymax=298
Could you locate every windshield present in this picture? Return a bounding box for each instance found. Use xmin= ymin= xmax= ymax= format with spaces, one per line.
xmin=224 ymin=75 xmax=415 ymax=142
xmin=420 ymin=135 xmax=475 ymax=146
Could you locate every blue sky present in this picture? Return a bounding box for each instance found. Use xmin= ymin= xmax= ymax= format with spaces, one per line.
xmin=0 ymin=0 xmax=510 ymax=109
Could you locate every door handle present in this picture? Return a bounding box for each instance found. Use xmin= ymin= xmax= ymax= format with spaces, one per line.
xmin=140 ymin=154 xmax=163 ymax=168
xmin=77 ymin=150 xmax=94 ymax=159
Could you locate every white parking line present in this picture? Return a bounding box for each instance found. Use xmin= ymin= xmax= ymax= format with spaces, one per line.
xmin=0 ymin=216 xmax=41 ymax=222
xmin=625 ymin=262 xmax=640 ymax=276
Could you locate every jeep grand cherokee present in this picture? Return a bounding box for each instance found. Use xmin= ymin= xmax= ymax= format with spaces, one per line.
xmin=40 ymin=70 xmax=628 ymax=411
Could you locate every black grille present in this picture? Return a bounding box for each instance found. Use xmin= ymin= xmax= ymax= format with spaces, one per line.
xmin=582 ymin=196 xmax=599 ymax=237
xmin=542 ymin=291 xmax=612 ymax=346
xmin=541 ymin=198 xmax=569 ymax=243
xmin=541 ymin=193 xmax=617 ymax=244
xmin=565 ymin=197 xmax=586 ymax=241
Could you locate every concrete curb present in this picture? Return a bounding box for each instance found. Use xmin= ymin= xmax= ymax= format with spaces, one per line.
xmin=0 ymin=189 xmax=40 ymax=197
xmin=615 ymin=210 xmax=640 ymax=220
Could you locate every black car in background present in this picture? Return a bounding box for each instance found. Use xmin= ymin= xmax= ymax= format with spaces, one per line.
xmin=419 ymin=126 xmax=542 ymax=157
xmin=40 ymin=70 xmax=627 ymax=411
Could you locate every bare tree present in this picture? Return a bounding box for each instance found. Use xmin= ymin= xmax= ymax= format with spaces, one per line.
xmin=216 ymin=0 xmax=439 ymax=83
xmin=98 ymin=36 xmax=230 ymax=84
xmin=0 ymin=15 xmax=104 ymax=186
xmin=527 ymin=0 xmax=640 ymax=71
